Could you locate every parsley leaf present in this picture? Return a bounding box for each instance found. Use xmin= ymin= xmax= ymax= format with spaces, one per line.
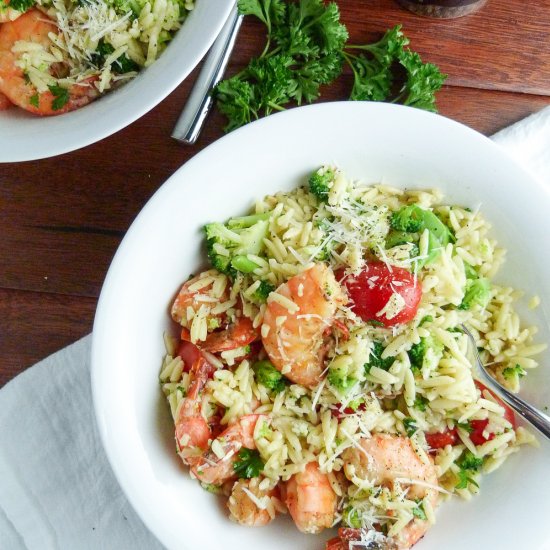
xmin=29 ymin=94 xmax=39 ymax=109
xmin=403 ymin=417 xmax=418 ymax=437
xmin=413 ymin=395 xmax=429 ymax=412
xmin=217 ymin=3 xmax=445 ymax=132
xmin=48 ymin=85 xmax=70 ymax=111
xmin=8 ymin=0 xmax=35 ymax=12
xmin=364 ymin=341 xmax=395 ymax=374
xmin=412 ymin=500 xmax=427 ymax=520
xmin=455 ymin=469 xmax=479 ymax=490
xmin=455 ymin=450 xmax=483 ymax=490
xmin=456 ymin=421 xmax=473 ymax=434
xmin=233 ymin=448 xmax=264 ymax=478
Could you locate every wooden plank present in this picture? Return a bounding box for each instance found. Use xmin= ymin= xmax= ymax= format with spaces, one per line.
xmin=0 ymin=289 xmax=96 ymax=387
xmin=232 ymin=0 xmax=550 ymax=96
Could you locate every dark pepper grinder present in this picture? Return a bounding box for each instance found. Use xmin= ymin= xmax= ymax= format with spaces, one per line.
xmin=396 ymin=0 xmax=488 ymax=18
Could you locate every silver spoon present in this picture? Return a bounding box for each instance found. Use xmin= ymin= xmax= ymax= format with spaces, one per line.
xmin=172 ymin=6 xmax=243 ymax=145
xmin=461 ymin=324 xmax=550 ymax=439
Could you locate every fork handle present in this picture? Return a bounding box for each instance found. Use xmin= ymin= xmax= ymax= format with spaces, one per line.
xmin=476 ymin=359 xmax=550 ymax=440
xmin=171 ymin=6 xmax=243 ymax=144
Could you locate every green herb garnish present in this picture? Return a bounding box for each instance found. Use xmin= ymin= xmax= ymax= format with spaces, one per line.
xmin=48 ymin=85 xmax=70 ymax=111
xmin=216 ymin=0 xmax=445 ymax=132
xmin=403 ymin=417 xmax=418 ymax=437
xmin=503 ymin=364 xmax=526 ymax=379
xmin=233 ymin=448 xmax=264 ymax=478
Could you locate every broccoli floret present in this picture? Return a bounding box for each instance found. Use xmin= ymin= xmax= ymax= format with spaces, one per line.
xmin=390 ymin=205 xmax=454 ymax=268
xmin=457 ymin=450 xmax=483 ymax=471
xmin=463 ymin=261 xmax=479 ymax=280
xmin=459 ymin=277 xmax=491 ymax=310
xmin=391 ymin=205 xmax=424 ymax=233
xmin=327 ymin=365 xmax=357 ymax=393
xmin=408 ymin=336 xmax=443 ymax=372
xmin=251 ymin=280 xmax=275 ymax=303
xmin=253 ymin=360 xmax=287 ymax=393
xmin=342 ymin=506 xmax=362 ymax=529
xmin=204 ymin=214 xmax=271 ymax=276
xmin=364 ymin=341 xmax=395 ymax=374
xmin=385 ymin=229 xmax=418 ymax=248
xmin=226 ymin=212 xmax=271 ymax=229
xmin=308 ymin=168 xmax=335 ymax=201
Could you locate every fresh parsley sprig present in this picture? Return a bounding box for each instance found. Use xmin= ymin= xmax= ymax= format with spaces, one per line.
xmin=216 ymin=0 xmax=446 ymax=132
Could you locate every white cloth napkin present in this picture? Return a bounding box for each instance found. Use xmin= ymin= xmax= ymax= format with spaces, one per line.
xmin=2 ymin=106 xmax=550 ymax=550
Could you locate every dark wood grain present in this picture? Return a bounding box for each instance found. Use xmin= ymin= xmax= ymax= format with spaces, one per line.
xmin=1 ymin=0 xmax=549 ymax=387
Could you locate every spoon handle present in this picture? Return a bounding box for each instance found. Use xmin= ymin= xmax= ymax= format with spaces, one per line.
xmin=172 ymin=6 xmax=243 ymax=145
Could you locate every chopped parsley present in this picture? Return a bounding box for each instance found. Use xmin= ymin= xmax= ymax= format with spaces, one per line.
xmin=412 ymin=500 xmax=427 ymax=521
xmin=9 ymin=0 xmax=35 ymax=11
xmin=403 ymin=417 xmax=418 ymax=437
xmin=233 ymin=448 xmax=264 ymax=479
xmin=48 ymin=85 xmax=70 ymax=111
xmin=413 ymin=395 xmax=429 ymax=412
xmin=456 ymin=421 xmax=473 ymax=434
xmin=29 ymin=94 xmax=39 ymax=108
xmin=364 ymin=341 xmax=395 ymax=374
xmin=418 ymin=315 xmax=433 ymax=327
xmin=91 ymin=39 xmax=139 ymax=73
xmin=455 ymin=469 xmax=479 ymax=490
xmin=455 ymin=450 xmax=483 ymax=490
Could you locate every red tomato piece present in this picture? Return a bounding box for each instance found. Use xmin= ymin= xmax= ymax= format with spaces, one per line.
xmin=176 ymin=339 xmax=202 ymax=373
xmin=330 ymin=402 xmax=367 ymax=419
xmin=425 ymin=428 xmax=458 ymax=450
xmin=338 ymin=262 xmax=422 ymax=327
xmin=475 ymin=380 xmax=516 ymax=428
xmin=467 ymin=381 xmax=516 ymax=445
xmin=469 ymin=419 xmax=494 ymax=446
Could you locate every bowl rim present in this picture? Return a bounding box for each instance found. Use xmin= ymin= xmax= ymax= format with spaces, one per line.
xmin=91 ymin=101 xmax=550 ymax=549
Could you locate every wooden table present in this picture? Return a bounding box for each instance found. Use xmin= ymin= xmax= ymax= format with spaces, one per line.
xmin=1 ymin=0 xmax=549 ymax=387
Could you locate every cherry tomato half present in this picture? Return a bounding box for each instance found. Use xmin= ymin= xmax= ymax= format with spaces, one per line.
xmin=469 ymin=381 xmax=516 ymax=445
xmin=176 ymin=338 xmax=202 ymax=372
xmin=338 ymin=262 xmax=422 ymax=327
xmin=425 ymin=428 xmax=458 ymax=450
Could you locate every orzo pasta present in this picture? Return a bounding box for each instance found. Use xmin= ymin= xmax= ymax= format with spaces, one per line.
xmin=159 ymin=166 xmax=545 ymax=549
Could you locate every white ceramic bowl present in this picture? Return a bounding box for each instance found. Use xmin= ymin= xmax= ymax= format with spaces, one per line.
xmin=92 ymin=102 xmax=550 ymax=550
xmin=0 ymin=0 xmax=234 ymax=162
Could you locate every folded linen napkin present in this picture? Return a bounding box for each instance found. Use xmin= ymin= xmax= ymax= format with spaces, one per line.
xmin=1 ymin=106 xmax=550 ymax=550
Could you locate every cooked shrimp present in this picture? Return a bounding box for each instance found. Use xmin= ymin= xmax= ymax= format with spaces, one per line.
xmin=0 ymin=91 xmax=12 ymax=110
xmin=284 ymin=461 xmax=337 ymax=534
xmin=343 ymin=434 xmax=439 ymax=549
xmin=200 ymin=316 xmax=259 ymax=353
xmin=175 ymin=356 xmax=215 ymax=464
xmin=227 ymin=477 xmax=282 ymax=527
xmin=171 ymin=270 xmax=230 ymax=332
xmin=261 ymin=263 xmax=346 ymax=388
xmin=191 ymin=414 xmax=266 ymax=485
xmin=0 ymin=9 xmax=99 ymax=115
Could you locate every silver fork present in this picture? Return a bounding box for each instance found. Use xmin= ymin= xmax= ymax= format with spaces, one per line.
xmin=461 ymin=324 xmax=550 ymax=439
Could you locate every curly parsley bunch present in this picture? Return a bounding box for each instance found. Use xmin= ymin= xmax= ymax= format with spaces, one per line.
xmin=216 ymin=0 xmax=446 ymax=132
